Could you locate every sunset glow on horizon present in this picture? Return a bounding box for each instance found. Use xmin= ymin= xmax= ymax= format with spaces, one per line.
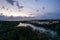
xmin=0 ymin=8 xmax=40 ymax=17
xmin=0 ymin=0 xmax=60 ymax=19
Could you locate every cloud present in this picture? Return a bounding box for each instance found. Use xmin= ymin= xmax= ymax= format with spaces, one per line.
xmin=6 ymin=8 xmax=9 ymax=10
xmin=2 ymin=6 xmax=5 ymax=9
xmin=36 ymin=10 xmax=39 ymax=12
xmin=35 ymin=0 xmax=39 ymax=2
xmin=40 ymin=12 xmax=60 ymax=19
xmin=35 ymin=0 xmax=40 ymax=2
xmin=6 ymin=0 xmax=23 ymax=9
xmin=6 ymin=0 xmax=14 ymax=5
xmin=42 ymin=7 xmax=45 ymax=10
xmin=16 ymin=2 xmax=23 ymax=9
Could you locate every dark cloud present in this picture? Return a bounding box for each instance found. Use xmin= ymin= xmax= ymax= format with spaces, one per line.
xmin=2 ymin=6 xmax=5 ymax=9
xmin=2 ymin=6 xmax=9 ymax=11
xmin=36 ymin=10 xmax=39 ymax=12
xmin=42 ymin=7 xmax=45 ymax=10
xmin=35 ymin=0 xmax=40 ymax=2
xmin=16 ymin=2 xmax=23 ymax=9
xmin=6 ymin=8 xmax=9 ymax=10
xmin=6 ymin=0 xmax=14 ymax=5
xmin=6 ymin=0 xmax=23 ymax=9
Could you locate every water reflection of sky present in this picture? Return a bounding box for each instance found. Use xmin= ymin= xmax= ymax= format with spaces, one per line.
xmin=0 ymin=0 xmax=60 ymax=19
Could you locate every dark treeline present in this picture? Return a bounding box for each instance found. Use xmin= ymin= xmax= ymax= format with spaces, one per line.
xmin=0 ymin=26 xmax=59 ymax=40
xmin=0 ymin=21 xmax=20 ymax=27
xmin=0 ymin=20 xmax=60 ymax=40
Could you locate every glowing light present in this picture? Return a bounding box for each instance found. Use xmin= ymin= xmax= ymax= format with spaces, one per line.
xmin=0 ymin=9 xmax=36 ymax=17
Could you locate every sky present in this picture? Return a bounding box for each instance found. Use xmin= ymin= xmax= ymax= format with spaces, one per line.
xmin=0 ymin=0 xmax=60 ymax=19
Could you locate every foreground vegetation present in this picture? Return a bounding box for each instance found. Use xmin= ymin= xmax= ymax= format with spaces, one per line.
xmin=0 ymin=25 xmax=59 ymax=40
xmin=0 ymin=20 xmax=60 ymax=40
